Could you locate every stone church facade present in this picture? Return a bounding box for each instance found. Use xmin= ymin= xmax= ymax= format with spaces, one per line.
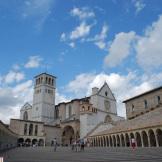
xmin=9 ymin=72 xmax=123 ymax=146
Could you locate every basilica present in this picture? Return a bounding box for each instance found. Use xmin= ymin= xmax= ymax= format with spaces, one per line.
xmin=9 ymin=72 xmax=123 ymax=146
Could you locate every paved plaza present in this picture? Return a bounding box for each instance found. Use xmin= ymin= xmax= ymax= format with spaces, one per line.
xmin=1 ymin=147 xmax=162 ymax=162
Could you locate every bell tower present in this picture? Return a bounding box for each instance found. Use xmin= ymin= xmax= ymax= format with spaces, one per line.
xmin=32 ymin=73 xmax=56 ymax=123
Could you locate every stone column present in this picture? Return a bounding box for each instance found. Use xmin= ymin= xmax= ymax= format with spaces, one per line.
xmin=140 ymin=132 xmax=144 ymax=147
xmin=154 ymin=130 xmax=159 ymax=147
xmin=146 ymin=131 xmax=151 ymax=147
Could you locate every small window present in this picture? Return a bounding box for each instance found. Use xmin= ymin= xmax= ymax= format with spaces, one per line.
xmin=157 ymin=96 xmax=161 ymax=104
xmin=46 ymin=77 xmax=48 ymax=84
xmin=144 ymin=100 xmax=148 ymax=108
xmin=132 ymin=104 xmax=134 ymax=112
xmin=82 ymin=106 xmax=85 ymax=111
xmin=35 ymin=125 xmax=38 ymax=136
xmin=105 ymin=91 xmax=108 ymax=96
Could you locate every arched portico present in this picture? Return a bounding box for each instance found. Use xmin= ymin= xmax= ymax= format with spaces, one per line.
xmin=125 ymin=133 xmax=130 ymax=147
xmin=156 ymin=129 xmax=162 ymax=146
xmin=62 ymin=125 xmax=75 ymax=145
xmin=116 ymin=135 xmax=120 ymax=147
xmin=148 ymin=129 xmax=156 ymax=147
xmin=25 ymin=138 xmax=31 ymax=146
xmin=38 ymin=139 xmax=44 ymax=146
xmin=106 ymin=136 xmax=109 ymax=147
xmin=135 ymin=132 xmax=142 ymax=147
xmin=112 ymin=135 xmax=116 ymax=147
xmin=120 ymin=134 xmax=125 ymax=147
xmin=142 ymin=131 xmax=149 ymax=147
xmin=109 ymin=136 xmax=113 ymax=147
xmin=32 ymin=139 xmax=37 ymax=145
xmin=18 ymin=138 xmax=24 ymax=146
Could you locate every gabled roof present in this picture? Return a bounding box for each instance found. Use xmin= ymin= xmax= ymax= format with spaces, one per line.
xmin=20 ymin=102 xmax=32 ymax=111
xmin=96 ymin=82 xmax=116 ymax=100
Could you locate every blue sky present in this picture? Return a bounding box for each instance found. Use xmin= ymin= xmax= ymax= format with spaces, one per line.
xmin=0 ymin=0 xmax=162 ymax=123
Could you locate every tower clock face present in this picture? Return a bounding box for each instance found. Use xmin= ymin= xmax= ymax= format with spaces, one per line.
xmin=104 ymin=100 xmax=110 ymax=111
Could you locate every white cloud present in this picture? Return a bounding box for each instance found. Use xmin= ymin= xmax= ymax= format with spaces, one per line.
xmin=69 ymin=42 xmax=75 ymax=48
xmin=104 ymin=31 xmax=136 ymax=67
xmin=22 ymin=0 xmax=54 ymax=30
xmin=70 ymin=21 xmax=92 ymax=40
xmin=133 ymin=0 xmax=146 ymax=14
xmin=3 ymin=71 xmax=25 ymax=84
xmin=60 ymin=33 xmax=66 ymax=42
xmin=55 ymin=89 xmax=70 ymax=104
xmin=70 ymin=7 xmax=95 ymax=20
xmin=66 ymin=73 xmax=96 ymax=96
xmin=0 ymin=80 xmax=33 ymax=123
xmin=87 ymin=24 xmax=109 ymax=49
xmin=25 ymin=56 xmax=43 ymax=68
xmin=135 ymin=15 xmax=162 ymax=70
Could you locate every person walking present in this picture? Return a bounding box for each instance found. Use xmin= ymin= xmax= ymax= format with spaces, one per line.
xmin=80 ymin=139 xmax=84 ymax=151
xmin=53 ymin=138 xmax=57 ymax=152
xmin=131 ymin=138 xmax=136 ymax=150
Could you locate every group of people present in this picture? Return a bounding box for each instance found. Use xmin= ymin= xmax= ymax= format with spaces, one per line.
xmin=71 ymin=139 xmax=85 ymax=152
xmin=51 ymin=137 xmax=137 ymax=152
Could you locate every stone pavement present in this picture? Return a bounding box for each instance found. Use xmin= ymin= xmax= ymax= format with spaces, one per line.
xmin=1 ymin=147 xmax=162 ymax=162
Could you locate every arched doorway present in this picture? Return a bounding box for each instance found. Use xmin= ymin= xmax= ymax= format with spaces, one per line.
xmin=116 ymin=135 xmax=120 ymax=147
xmin=32 ymin=139 xmax=38 ymax=146
xmin=18 ymin=138 xmax=24 ymax=146
xmin=25 ymin=138 xmax=31 ymax=146
xmin=156 ymin=129 xmax=162 ymax=146
xmin=62 ymin=126 xmax=75 ymax=146
xmin=100 ymin=137 xmax=103 ymax=147
xmin=121 ymin=134 xmax=125 ymax=147
xmin=103 ymin=136 xmax=106 ymax=147
xmin=112 ymin=135 xmax=116 ymax=147
xmin=148 ymin=130 xmax=156 ymax=147
xmin=106 ymin=136 xmax=109 ymax=147
xmin=96 ymin=137 xmax=99 ymax=147
xmin=135 ymin=132 xmax=142 ymax=147
xmin=38 ymin=139 xmax=44 ymax=146
xmin=110 ymin=136 xmax=113 ymax=147
xmin=142 ymin=131 xmax=149 ymax=147
xmin=125 ymin=133 xmax=130 ymax=147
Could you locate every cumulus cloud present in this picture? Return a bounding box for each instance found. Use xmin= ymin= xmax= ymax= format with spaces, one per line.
xmin=69 ymin=42 xmax=75 ymax=48
xmin=135 ymin=15 xmax=162 ymax=70
xmin=104 ymin=14 xmax=162 ymax=71
xmin=3 ymin=71 xmax=25 ymax=84
xmin=87 ymin=24 xmax=109 ymax=50
xmin=70 ymin=7 xmax=95 ymax=20
xmin=25 ymin=56 xmax=43 ymax=68
xmin=60 ymin=33 xmax=66 ymax=42
xmin=70 ymin=21 xmax=92 ymax=40
xmin=60 ymin=7 xmax=96 ymax=47
xmin=104 ymin=31 xmax=136 ymax=67
xmin=55 ymin=89 xmax=70 ymax=104
xmin=0 ymin=80 xmax=33 ymax=123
